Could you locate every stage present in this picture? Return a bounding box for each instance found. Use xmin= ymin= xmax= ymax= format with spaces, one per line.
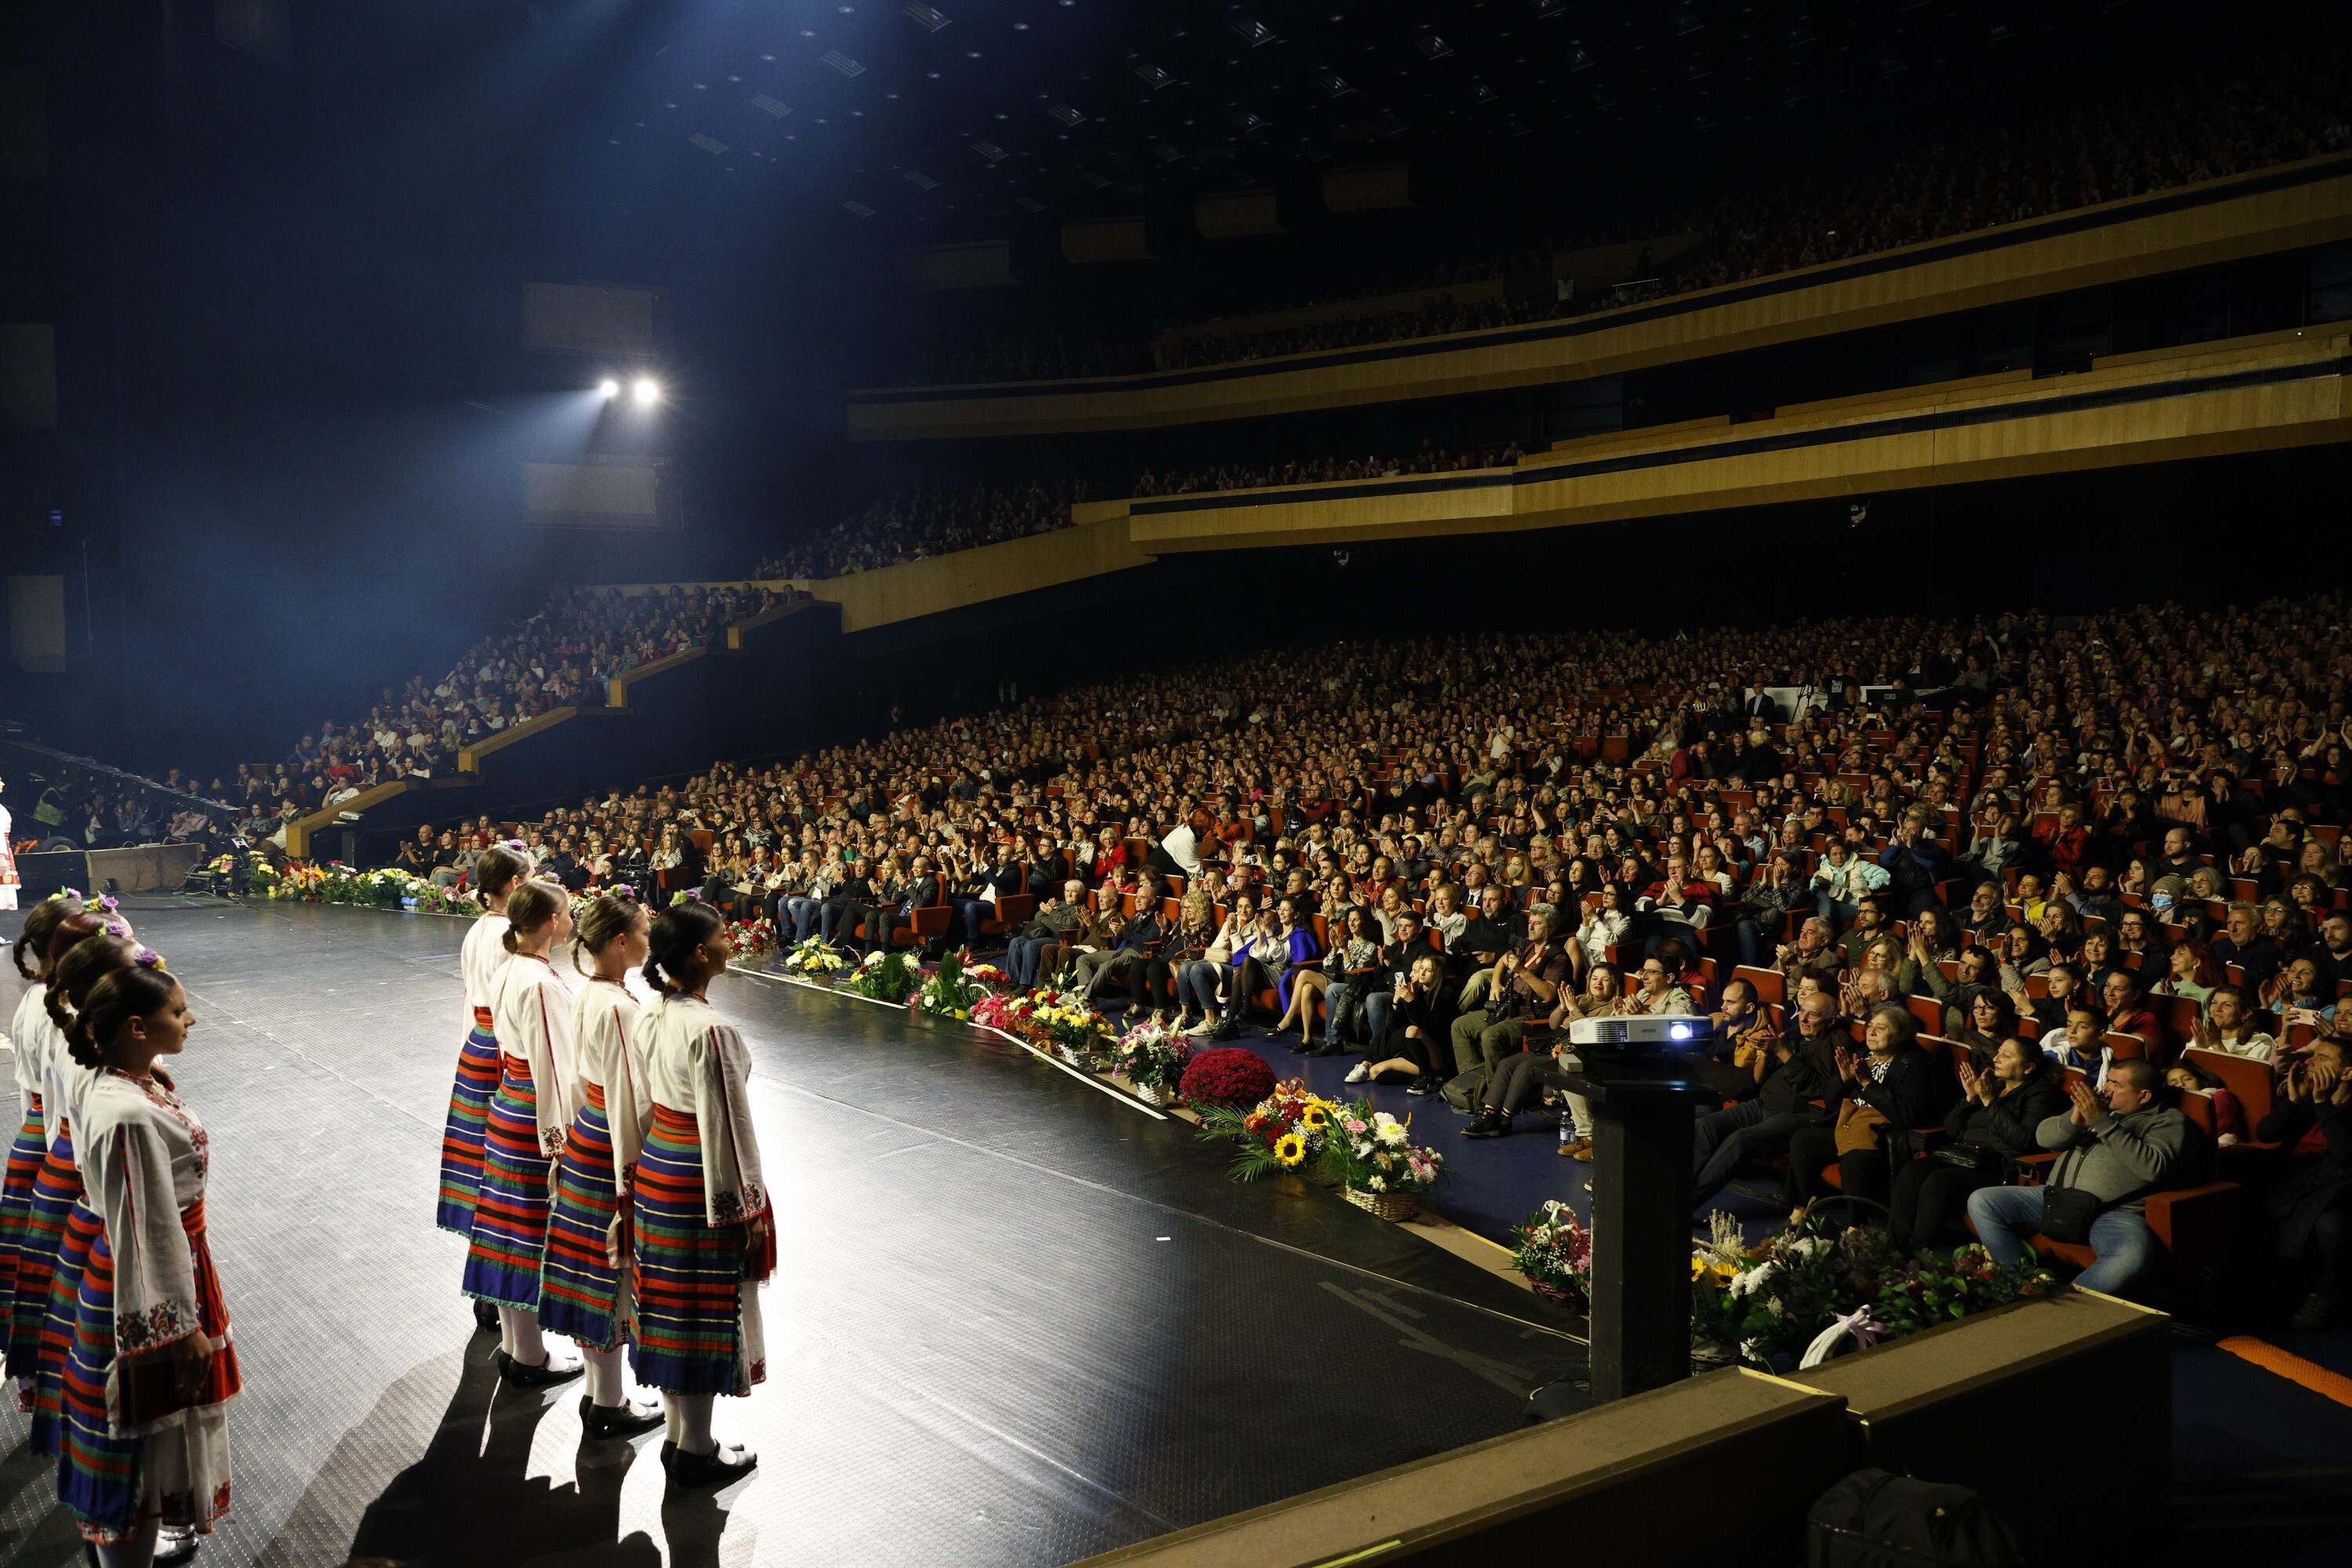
xmin=0 ymin=899 xmax=1584 ymax=1567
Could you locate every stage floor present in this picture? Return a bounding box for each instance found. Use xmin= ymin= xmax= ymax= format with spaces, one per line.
xmin=0 ymin=899 xmax=1584 ymax=1567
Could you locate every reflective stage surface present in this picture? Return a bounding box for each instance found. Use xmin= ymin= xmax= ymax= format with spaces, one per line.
xmin=0 ymin=900 xmax=1581 ymax=1566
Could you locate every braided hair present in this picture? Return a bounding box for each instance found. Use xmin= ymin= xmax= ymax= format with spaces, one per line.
xmin=13 ymin=892 xmax=85 ymax=982
xmin=66 ymin=960 xmax=176 ymax=1071
xmin=475 ymin=845 xmax=532 ymax=909
xmin=45 ymin=934 xmax=140 ymax=1040
xmin=642 ymin=900 xmax=724 ymax=998
xmin=571 ymin=886 xmax=645 ymax=978
xmin=499 ymin=880 xmax=566 ymax=955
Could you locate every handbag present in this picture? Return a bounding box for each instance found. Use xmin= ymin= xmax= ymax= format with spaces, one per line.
xmin=1833 ymin=1100 xmax=1889 ymax=1156
xmin=2037 ymin=1183 xmax=2108 ymax=1245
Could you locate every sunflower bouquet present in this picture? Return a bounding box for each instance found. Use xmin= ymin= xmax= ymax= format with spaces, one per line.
xmin=1197 ymin=1077 xmax=1340 ymax=1181
xmin=1029 ymin=993 xmax=1116 ymax=1063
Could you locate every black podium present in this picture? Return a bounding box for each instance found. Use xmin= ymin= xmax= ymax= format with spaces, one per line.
xmin=1564 ymin=1066 xmax=1719 ymax=1401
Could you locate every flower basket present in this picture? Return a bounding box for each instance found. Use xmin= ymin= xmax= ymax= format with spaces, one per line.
xmin=1345 ymin=1186 xmax=1418 ymax=1222
xmin=1134 ymin=1081 xmax=1171 ymax=1108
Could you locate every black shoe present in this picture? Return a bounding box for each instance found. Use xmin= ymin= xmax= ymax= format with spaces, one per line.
xmin=2292 ymin=1293 xmax=2350 ymax=1333
xmin=1405 ymin=1080 xmax=1436 ymax=1097
xmin=473 ymin=1299 xmax=500 ymax=1334
xmin=662 ymin=1438 xmax=759 ymax=1487
xmin=495 ymin=1348 xmax=586 ymax=1389
xmin=1287 ymin=1039 xmax=1313 ymax=1054
xmin=580 ymin=1392 xmax=666 ymax=1439
xmin=1207 ymin=1018 xmax=1240 ymax=1042
xmin=1461 ymin=1112 xmax=1501 ymax=1138
xmin=1307 ymin=1041 xmax=1345 ymax=1057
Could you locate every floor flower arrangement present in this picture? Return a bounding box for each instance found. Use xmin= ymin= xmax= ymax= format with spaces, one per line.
xmin=726 ymin=913 xmax=782 ymax=955
xmin=840 ymin=947 xmax=923 ymax=1005
xmin=1510 ymin=1200 xmax=1593 ymax=1310
xmin=1109 ymin=1018 xmax=1192 ymax=1104
xmin=914 ymin=949 xmax=1004 ymax=1020
xmin=1690 ymin=1207 xmax=2059 ymax=1371
xmin=779 ymin=934 xmax=858 ymax=980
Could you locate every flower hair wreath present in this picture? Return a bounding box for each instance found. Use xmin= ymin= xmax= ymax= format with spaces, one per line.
xmin=132 ymin=946 xmax=167 ymax=971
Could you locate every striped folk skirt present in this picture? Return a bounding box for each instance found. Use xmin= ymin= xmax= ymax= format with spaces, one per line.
xmin=460 ymin=1056 xmax=556 ymax=1309
xmin=629 ymin=1104 xmax=765 ymax=1397
xmin=58 ymin=1197 xmax=240 ymax=1544
xmin=28 ymin=1194 xmax=103 ymax=1455
xmin=435 ymin=1008 xmax=502 ymax=1236
xmin=539 ymin=1080 xmax=628 ymax=1352
xmin=9 ymin=1120 xmax=82 ymax=1399
xmin=0 ymin=1091 xmax=45 ymax=1376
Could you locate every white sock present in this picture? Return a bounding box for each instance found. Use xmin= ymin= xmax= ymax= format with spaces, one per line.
xmin=583 ymin=1346 xmax=628 ymax=1407
xmin=499 ymin=1307 xmax=546 ymax=1366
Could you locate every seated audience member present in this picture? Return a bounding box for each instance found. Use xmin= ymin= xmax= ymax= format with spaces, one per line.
xmin=1350 ymin=950 xmax=1460 ymax=1094
xmin=1888 ymin=1037 xmax=2065 ymax=1248
xmin=2260 ymin=1039 xmax=2352 ymax=1330
xmin=2189 ymin=985 xmax=2280 ymax=1064
xmin=1786 ymin=1004 xmax=1953 ymax=1209
xmin=1450 ymin=908 xmax=1571 ymax=1086
xmin=1692 ymin=985 xmax=1845 ymax=1207
xmin=1965 ymin=1059 xmax=2203 ymax=1300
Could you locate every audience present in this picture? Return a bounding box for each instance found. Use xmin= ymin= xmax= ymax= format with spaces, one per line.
xmin=750 ymin=479 xmax=1096 ymax=581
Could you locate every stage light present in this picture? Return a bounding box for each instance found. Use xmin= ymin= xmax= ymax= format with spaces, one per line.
xmin=597 ymin=378 xmax=620 ymax=397
xmin=633 ymin=377 xmax=662 ymax=405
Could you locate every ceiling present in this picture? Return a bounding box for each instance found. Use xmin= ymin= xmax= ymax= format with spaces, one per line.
xmin=588 ymin=0 xmax=2219 ymax=241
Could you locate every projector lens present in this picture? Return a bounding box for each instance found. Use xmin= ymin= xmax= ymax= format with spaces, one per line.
xmin=1669 ymin=1023 xmax=1691 ymax=1040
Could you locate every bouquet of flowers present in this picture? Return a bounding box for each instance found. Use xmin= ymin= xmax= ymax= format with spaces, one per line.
xmin=780 ymin=935 xmax=856 ymax=980
xmin=1177 ymin=1046 xmax=1276 ymax=1112
xmin=1029 ymin=992 xmax=1116 ymax=1063
xmin=271 ymin=863 xmax=328 ymax=902
xmin=1319 ymin=1100 xmax=1443 ymax=1200
xmin=1197 ymin=1077 xmax=1339 ymax=1181
xmin=1510 ymin=1201 xmax=1593 ymax=1310
xmin=913 ymin=949 xmax=989 ymax=1020
xmin=970 ymin=989 xmax=1034 ymax=1034
xmin=246 ymin=858 xmax=281 ymax=895
xmin=361 ymin=867 xmax=430 ymax=909
xmin=727 ymin=914 xmax=781 ymax=955
xmin=1690 ymin=1207 xmax=2057 ymax=1371
xmin=412 ymin=880 xmax=473 ymax=914
xmin=1111 ymin=1016 xmax=1192 ymax=1093
xmin=840 ymin=947 xmax=922 ymax=1005
xmin=961 ymin=958 xmax=1011 ymax=990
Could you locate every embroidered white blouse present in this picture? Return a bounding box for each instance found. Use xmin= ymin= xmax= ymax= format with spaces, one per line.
xmin=460 ymin=913 xmax=512 ymax=1013
xmin=10 ymin=982 xmax=50 ymax=1104
xmin=77 ymin=1069 xmax=216 ymax=1365
xmin=572 ymin=977 xmax=652 ymax=1174
xmin=490 ymin=951 xmax=576 ymax=1157
xmin=638 ymin=993 xmax=766 ymax=1227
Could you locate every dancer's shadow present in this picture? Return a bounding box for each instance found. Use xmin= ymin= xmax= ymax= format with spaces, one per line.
xmin=260 ymin=1331 xmax=735 ymax=1567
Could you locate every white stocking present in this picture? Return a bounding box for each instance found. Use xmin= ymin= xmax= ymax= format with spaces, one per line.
xmin=499 ymin=1306 xmax=546 ymax=1366
xmin=672 ymin=1392 xmax=717 ymax=1455
xmin=583 ymin=1345 xmax=628 ymax=1407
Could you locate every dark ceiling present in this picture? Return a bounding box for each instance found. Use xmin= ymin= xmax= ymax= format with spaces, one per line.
xmin=590 ymin=0 xmax=2238 ymax=241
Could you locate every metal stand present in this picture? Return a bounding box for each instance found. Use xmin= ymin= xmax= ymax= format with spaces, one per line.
xmin=1563 ymin=1070 xmax=1718 ymax=1403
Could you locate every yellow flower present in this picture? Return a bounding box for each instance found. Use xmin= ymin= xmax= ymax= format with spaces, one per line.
xmin=1273 ymin=1132 xmax=1307 ymax=1168
xmin=1692 ymin=1254 xmax=1708 ymax=1282
xmin=1299 ymin=1104 xmax=1330 ymax=1131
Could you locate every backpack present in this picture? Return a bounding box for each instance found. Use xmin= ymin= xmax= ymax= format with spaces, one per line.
xmin=1807 ymin=1469 xmax=2025 ymax=1568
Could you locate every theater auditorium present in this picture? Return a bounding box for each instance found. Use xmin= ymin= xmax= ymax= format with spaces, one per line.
xmin=4 ymin=2 xmax=2352 ymax=1564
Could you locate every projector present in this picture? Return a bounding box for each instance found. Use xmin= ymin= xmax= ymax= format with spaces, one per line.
xmin=1566 ymin=1015 xmax=1711 ymax=1051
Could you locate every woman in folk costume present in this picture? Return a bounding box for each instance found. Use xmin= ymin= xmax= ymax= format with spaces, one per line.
xmin=539 ymin=887 xmax=663 ymax=1438
xmin=56 ymin=960 xmax=241 ymax=1567
xmin=4 ymin=892 xmax=85 ymax=1399
xmin=27 ymin=928 xmax=141 ymax=1457
xmin=463 ymin=879 xmax=586 ymax=1388
xmin=0 ymin=772 xmax=20 ymax=911
xmin=438 ymin=844 xmax=530 ymax=1334
xmin=630 ymin=898 xmax=769 ymax=1487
